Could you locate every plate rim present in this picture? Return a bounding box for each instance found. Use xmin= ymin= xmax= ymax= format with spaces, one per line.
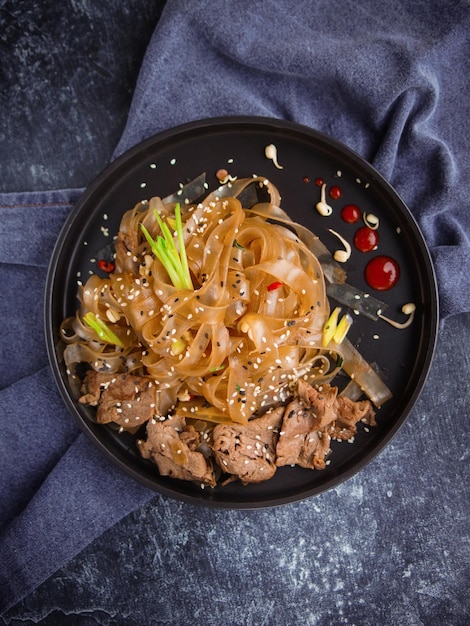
xmin=44 ymin=115 xmax=439 ymax=508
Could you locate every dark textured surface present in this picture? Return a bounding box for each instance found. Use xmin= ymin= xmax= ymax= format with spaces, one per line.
xmin=0 ymin=1 xmax=469 ymax=624
xmin=2 ymin=312 xmax=470 ymax=626
xmin=0 ymin=0 xmax=166 ymax=192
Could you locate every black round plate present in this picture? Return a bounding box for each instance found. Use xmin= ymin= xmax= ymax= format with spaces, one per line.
xmin=45 ymin=116 xmax=438 ymax=508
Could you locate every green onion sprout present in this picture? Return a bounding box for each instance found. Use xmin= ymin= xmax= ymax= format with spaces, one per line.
xmin=83 ymin=312 xmax=124 ymax=347
xmin=141 ymin=203 xmax=193 ymax=291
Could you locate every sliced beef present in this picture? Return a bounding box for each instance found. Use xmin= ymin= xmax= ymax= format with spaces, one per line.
xmin=329 ymin=395 xmax=377 ymax=441
xmin=275 ymin=396 xmax=331 ymax=470
xmin=79 ymin=370 xmax=156 ymax=429
xmin=211 ymin=407 xmax=284 ymax=484
xmin=81 ymin=370 xmax=377 ymax=487
xmin=114 ymin=231 xmax=140 ymax=273
xmin=297 ymin=379 xmax=338 ymax=429
xmin=276 ymin=380 xmax=375 ymax=470
xmin=336 ymin=395 xmax=377 ymax=427
xmin=138 ymin=414 xmax=216 ymax=487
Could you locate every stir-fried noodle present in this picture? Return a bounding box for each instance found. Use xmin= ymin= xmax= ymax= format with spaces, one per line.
xmin=61 ymin=177 xmax=390 ymax=429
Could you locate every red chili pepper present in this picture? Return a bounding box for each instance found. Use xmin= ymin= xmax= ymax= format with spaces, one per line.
xmin=267 ymin=281 xmax=284 ymax=291
xmin=97 ymin=259 xmax=115 ymax=273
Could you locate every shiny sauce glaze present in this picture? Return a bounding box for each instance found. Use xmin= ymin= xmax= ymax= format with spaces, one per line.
xmin=365 ymin=255 xmax=400 ymax=290
xmin=354 ymin=226 xmax=379 ymax=252
xmin=341 ymin=204 xmax=361 ymax=223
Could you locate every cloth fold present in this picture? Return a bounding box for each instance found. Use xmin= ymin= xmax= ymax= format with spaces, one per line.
xmin=0 ymin=190 xmax=156 ymax=611
xmin=1 ymin=0 xmax=469 ymax=614
xmin=115 ymin=0 xmax=470 ymax=319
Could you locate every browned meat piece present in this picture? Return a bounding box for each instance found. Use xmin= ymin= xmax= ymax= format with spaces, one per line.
xmin=336 ymin=395 xmax=377 ymax=427
xmin=211 ymin=407 xmax=284 ymax=484
xmin=275 ymin=396 xmax=331 ymax=470
xmin=114 ymin=231 xmax=140 ymax=273
xmin=276 ymin=381 xmax=375 ymax=470
xmin=138 ymin=414 xmax=216 ymax=487
xmin=79 ymin=370 xmax=156 ymax=429
xmin=329 ymin=395 xmax=377 ymax=441
xmin=297 ymin=378 xmax=338 ymax=429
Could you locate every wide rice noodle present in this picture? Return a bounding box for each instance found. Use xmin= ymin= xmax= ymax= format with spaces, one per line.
xmin=61 ymin=177 xmax=344 ymax=424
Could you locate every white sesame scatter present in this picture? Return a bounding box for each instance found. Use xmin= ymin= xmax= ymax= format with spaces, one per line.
xmin=170 ymin=158 xmax=177 ymax=165
xmin=150 ymin=163 xmax=156 ymax=169
xmin=373 ymin=334 xmax=380 ymax=340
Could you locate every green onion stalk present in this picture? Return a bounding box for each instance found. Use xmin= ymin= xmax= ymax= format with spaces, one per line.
xmin=141 ymin=203 xmax=193 ymax=291
xmin=83 ymin=312 xmax=124 ymax=347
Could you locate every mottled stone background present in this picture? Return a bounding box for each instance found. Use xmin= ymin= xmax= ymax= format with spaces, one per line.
xmin=0 ymin=0 xmax=165 ymax=192
xmin=1 ymin=1 xmax=469 ymax=625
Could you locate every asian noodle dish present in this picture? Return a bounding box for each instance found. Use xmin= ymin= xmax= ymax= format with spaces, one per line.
xmin=61 ymin=176 xmax=392 ymax=487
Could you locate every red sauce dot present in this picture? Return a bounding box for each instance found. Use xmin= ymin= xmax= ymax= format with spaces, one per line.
xmin=97 ymin=259 xmax=115 ymax=273
xmin=303 ymin=176 xmax=310 ymax=184
xmin=354 ymin=226 xmax=379 ymax=252
xmin=365 ymin=256 xmax=400 ymax=290
xmin=314 ymin=177 xmax=324 ymax=187
xmin=341 ymin=204 xmax=361 ymax=223
xmin=329 ymin=185 xmax=342 ymax=200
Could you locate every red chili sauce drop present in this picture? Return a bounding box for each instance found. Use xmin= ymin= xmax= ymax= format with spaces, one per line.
xmin=365 ymin=256 xmax=400 ymax=290
xmin=329 ymin=185 xmax=342 ymax=200
xmin=354 ymin=226 xmax=379 ymax=253
xmin=341 ymin=204 xmax=361 ymax=223
xmin=314 ymin=177 xmax=324 ymax=187
xmin=97 ymin=259 xmax=115 ymax=273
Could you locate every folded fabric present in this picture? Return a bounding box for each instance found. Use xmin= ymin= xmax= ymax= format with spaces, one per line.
xmin=116 ymin=0 xmax=470 ymax=319
xmin=1 ymin=0 xmax=469 ymax=614
xmin=0 ymin=192 xmax=156 ymax=611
